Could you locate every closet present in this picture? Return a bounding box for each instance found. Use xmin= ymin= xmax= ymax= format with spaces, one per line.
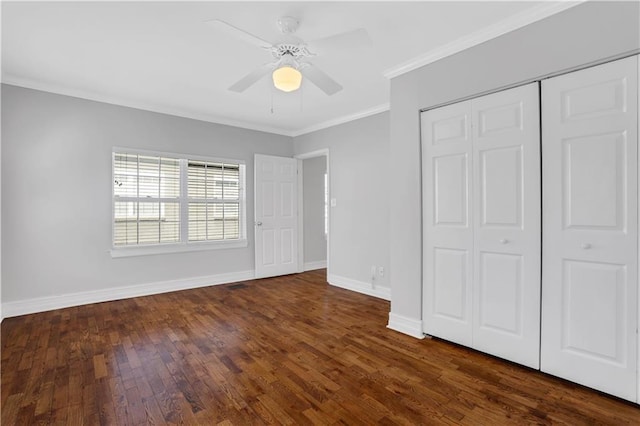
xmin=421 ymin=55 xmax=639 ymax=402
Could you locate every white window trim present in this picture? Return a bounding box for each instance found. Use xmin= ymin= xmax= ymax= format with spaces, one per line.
xmin=110 ymin=147 xmax=247 ymax=258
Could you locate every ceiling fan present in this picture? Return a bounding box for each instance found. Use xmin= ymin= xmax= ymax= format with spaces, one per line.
xmin=207 ymin=16 xmax=371 ymax=96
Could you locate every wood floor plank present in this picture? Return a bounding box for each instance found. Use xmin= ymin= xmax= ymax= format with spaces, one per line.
xmin=2 ymin=269 xmax=639 ymax=424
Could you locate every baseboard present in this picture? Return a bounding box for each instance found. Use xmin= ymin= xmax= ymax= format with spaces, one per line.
xmin=327 ymin=273 xmax=391 ymax=301
xmin=1 ymin=270 xmax=255 ymax=318
xmin=387 ymin=312 xmax=425 ymax=339
xmin=303 ymin=260 xmax=327 ymax=271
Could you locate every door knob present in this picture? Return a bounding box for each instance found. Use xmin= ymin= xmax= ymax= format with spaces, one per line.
xmin=581 ymin=243 xmax=592 ymax=249
xmin=499 ymin=239 xmax=509 ymax=244
xmin=255 ymin=221 xmax=263 ymax=226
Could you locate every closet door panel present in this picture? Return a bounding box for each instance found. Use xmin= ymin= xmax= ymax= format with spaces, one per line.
xmin=479 ymin=146 xmax=523 ymax=227
xmin=541 ymin=56 xmax=638 ymax=401
xmin=478 ymin=252 xmax=522 ymax=334
xmin=433 ymin=248 xmax=468 ymax=321
xmin=434 ymin=154 xmax=468 ymax=226
xmin=422 ymin=102 xmax=474 ymax=346
xmin=561 ymin=260 xmax=626 ymax=361
xmin=472 ymin=83 xmax=541 ymax=368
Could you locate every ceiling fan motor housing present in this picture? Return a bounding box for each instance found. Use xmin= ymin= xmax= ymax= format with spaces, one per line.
xmin=270 ymin=43 xmax=314 ymax=62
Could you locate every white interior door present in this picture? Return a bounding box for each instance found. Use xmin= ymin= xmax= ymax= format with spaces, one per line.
xmin=472 ymin=83 xmax=541 ymax=369
xmin=255 ymin=154 xmax=298 ymax=279
xmin=422 ymin=101 xmax=474 ymax=346
xmin=541 ymin=56 xmax=638 ymax=402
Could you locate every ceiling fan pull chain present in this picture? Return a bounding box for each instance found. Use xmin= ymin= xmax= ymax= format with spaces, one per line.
xmin=270 ymin=82 xmax=274 ymax=114
xmin=299 ymin=83 xmax=304 ymax=112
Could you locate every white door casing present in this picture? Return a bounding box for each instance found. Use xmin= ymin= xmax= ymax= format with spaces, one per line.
xmin=254 ymin=154 xmax=298 ymax=279
xmin=541 ymin=56 xmax=638 ymax=402
xmin=422 ymin=100 xmax=474 ymax=346
xmin=472 ymin=83 xmax=541 ymax=369
xmin=422 ymin=83 xmax=541 ymax=368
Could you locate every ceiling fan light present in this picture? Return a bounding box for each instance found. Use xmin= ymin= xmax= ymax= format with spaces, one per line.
xmin=272 ymin=66 xmax=302 ymax=92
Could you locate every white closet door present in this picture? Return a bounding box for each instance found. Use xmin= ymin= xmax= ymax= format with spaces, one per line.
xmin=472 ymin=83 xmax=541 ymax=368
xmin=422 ymin=101 xmax=474 ymax=346
xmin=541 ymin=56 xmax=638 ymax=401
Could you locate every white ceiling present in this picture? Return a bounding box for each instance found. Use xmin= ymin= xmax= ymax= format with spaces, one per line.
xmin=2 ymin=1 xmax=577 ymax=136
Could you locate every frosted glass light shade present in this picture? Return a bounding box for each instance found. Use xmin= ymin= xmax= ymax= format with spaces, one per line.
xmin=272 ymin=66 xmax=302 ymax=92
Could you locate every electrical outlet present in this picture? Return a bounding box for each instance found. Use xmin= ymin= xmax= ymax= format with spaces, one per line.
xmin=378 ymin=266 xmax=385 ymax=277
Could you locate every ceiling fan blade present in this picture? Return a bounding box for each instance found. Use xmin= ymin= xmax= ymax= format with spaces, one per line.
xmin=229 ymin=63 xmax=276 ymax=92
xmin=206 ymin=19 xmax=273 ymax=49
xmin=301 ymin=64 xmax=342 ymax=96
xmin=307 ymin=28 xmax=372 ymax=55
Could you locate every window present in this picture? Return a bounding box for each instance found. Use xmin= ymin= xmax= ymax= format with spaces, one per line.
xmin=112 ymin=149 xmax=246 ymax=257
xmin=113 ymin=153 xmax=181 ymax=246
xmin=187 ymin=161 xmax=241 ymax=241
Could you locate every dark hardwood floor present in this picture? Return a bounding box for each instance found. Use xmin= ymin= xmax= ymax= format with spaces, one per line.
xmin=1 ymin=269 xmax=639 ymax=425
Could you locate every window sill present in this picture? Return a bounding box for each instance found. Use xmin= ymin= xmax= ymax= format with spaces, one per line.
xmin=110 ymin=239 xmax=248 ymax=258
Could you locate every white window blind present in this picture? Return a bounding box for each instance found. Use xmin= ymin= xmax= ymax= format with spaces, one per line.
xmin=187 ymin=161 xmax=241 ymax=241
xmin=112 ymin=150 xmax=245 ymax=254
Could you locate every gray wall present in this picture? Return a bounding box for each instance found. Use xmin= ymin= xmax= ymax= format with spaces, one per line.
xmin=302 ymin=156 xmax=327 ymax=265
xmin=389 ymin=1 xmax=640 ymax=322
xmin=294 ymin=111 xmax=390 ymax=291
xmin=1 ymin=85 xmax=293 ymax=303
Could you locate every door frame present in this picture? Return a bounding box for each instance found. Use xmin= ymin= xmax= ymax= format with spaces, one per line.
xmin=295 ymin=149 xmax=330 ymax=276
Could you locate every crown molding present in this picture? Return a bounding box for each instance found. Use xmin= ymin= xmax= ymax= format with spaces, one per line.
xmin=1 ymin=75 xmax=297 ymax=137
xmin=291 ymin=103 xmax=390 ymax=137
xmin=383 ymin=1 xmax=585 ymax=79
xmin=2 ymin=74 xmax=390 ymax=139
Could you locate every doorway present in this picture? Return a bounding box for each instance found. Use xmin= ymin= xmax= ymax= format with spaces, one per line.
xmin=296 ymin=150 xmax=329 ymax=275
